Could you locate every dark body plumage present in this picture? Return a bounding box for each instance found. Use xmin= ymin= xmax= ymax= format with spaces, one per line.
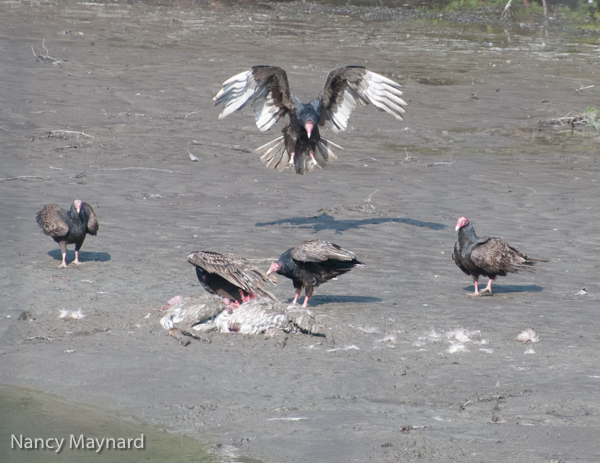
xmin=187 ymin=251 xmax=277 ymax=304
xmin=36 ymin=200 xmax=98 ymax=268
xmin=213 ymin=65 xmax=407 ymax=175
xmin=452 ymin=217 xmax=545 ymax=295
xmin=268 ymin=240 xmax=364 ymax=307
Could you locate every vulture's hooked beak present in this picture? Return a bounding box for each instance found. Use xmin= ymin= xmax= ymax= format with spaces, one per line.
xmin=267 ymin=262 xmax=280 ymax=276
xmin=304 ymin=120 xmax=314 ymax=139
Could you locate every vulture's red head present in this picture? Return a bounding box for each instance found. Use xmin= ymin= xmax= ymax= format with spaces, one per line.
xmin=304 ymin=120 xmax=314 ymax=139
xmin=455 ymin=216 xmax=469 ymax=231
xmin=73 ymin=199 xmax=82 ymax=214
xmin=267 ymin=262 xmax=282 ymax=275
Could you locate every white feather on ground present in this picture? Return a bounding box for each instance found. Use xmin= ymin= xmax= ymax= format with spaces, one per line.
xmin=516 ymin=328 xmax=539 ymax=343
xmin=58 ymin=309 xmax=85 ymax=320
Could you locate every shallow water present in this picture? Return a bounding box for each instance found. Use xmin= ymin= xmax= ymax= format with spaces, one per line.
xmin=0 ymin=384 xmax=218 ymax=463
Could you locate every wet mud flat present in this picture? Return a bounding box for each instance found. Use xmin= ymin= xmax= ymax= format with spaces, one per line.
xmin=1 ymin=1 xmax=600 ymax=462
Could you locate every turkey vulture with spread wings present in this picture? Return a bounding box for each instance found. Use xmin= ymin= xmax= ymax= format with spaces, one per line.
xmin=188 ymin=251 xmax=278 ymax=305
xmin=452 ymin=217 xmax=547 ymax=296
xmin=36 ymin=200 xmax=99 ymax=268
xmin=267 ymin=239 xmax=364 ymax=307
xmin=213 ymin=65 xmax=407 ymax=175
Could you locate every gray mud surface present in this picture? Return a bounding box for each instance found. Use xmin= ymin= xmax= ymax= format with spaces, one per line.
xmin=1 ymin=1 xmax=600 ymax=461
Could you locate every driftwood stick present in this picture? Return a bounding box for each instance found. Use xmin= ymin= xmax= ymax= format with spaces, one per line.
xmin=0 ymin=176 xmax=46 ymax=182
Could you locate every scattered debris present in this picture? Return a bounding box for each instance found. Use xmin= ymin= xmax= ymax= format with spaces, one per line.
xmin=188 ymin=151 xmax=198 ymax=162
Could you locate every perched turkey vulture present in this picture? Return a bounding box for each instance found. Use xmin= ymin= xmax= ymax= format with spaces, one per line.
xmin=213 ymin=65 xmax=407 ymax=175
xmin=452 ymin=217 xmax=547 ymax=296
xmin=36 ymin=200 xmax=99 ymax=268
xmin=188 ymin=251 xmax=278 ymax=305
xmin=267 ymin=239 xmax=365 ymax=307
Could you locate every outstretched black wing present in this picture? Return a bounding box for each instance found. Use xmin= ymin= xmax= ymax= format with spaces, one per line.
xmin=213 ymin=66 xmax=297 ymax=131
xmin=319 ymin=66 xmax=407 ymax=133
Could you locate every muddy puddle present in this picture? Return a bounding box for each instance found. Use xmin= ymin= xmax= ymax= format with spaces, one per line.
xmin=0 ymin=385 xmax=223 ymax=463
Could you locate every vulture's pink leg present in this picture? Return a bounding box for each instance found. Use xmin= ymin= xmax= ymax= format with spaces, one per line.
xmin=468 ymin=279 xmax=481 ymax=296
xmin=480 ymin=279 xmax=493 ymax=294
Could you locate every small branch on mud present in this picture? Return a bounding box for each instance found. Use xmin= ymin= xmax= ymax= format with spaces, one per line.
xmin=357 ymin=157 xmax=380 ymax=162
xmin=31 ymin=39 xmax=63 ymax=65
xmin=50 ymin=130 xmax=94 ymax=139
xmin=362 ymin=189 xmax=379 ymax=212
xmin=98 ymin=167 xmax=183 ymax=174
xmin=432 ymin=160 xmax=455 ymax=166
xmin=575 ymin=85 xmax=594 ymax=94
xmin=184 ymin=108 xmax=200 ymax=118
xmin=501 ymin=0 xmax=512 ymax=19
xmin=402 ymin=147 xmax=418 ymax=162
xmin=0 ymin=175 xmax=46 ymax=182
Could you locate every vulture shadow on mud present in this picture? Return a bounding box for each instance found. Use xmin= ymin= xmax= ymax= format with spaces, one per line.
xmin=256 ymin=215 xmax=446 ymax=234
xmin=462 ymin=284 xmax=544 ymax=294
xmin=47 ymin=250 xmax=111 ymax=263
xmin=293 ymin=295 xmax=382 ymax=307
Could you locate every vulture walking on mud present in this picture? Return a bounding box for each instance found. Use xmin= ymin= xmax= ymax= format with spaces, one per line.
xmin=452 ymin=217 xmax=547 ymax=296
xmin=267 ymin=239 xmax=364 ymax=307
xmin=36 ymin=200 xmax=99 ymax=268
xmin=188 ymin=251 xmax=278 ymax=305
xmin=213 ymin=65 xmax=407 ymax=174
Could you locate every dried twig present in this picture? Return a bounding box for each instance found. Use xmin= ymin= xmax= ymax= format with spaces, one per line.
xmin=403 ymin=147 xmax=417 ymax=161
xmin=51 ymin=130 xmax=94 ymax=138
xmin=31 ymin=39 xmax=63 ymax=65
xmin=0 ymin=176 xmax=46 ymax=182
xmin=98 ymin=167 xmax=183 ymax=174
xmin=501 ymin=0 xmax=512 ymax=18
xmin=575 ymin=85 xmax=594 ymax=94
xmin=184 ymin=108 xmax=200 ymax=118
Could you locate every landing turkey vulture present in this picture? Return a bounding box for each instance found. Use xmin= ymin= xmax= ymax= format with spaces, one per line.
xmin=187 ymin=251 xmax=278 ymax=305
xmin=267 ymin=239 xmax=365 ymax=307
xmin=36 ymin=200 xmax=99 ymax=268
xmin=213 ymin=65 xmax=407 ymax=175
xmin=452 ymin=217 xmax=547 ymax=296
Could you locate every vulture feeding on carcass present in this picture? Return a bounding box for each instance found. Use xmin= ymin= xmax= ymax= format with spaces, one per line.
xmin=36 ymin=200 xmax=99 ymax=268
xmin=267 ymin=239 xmax=365 ymax=307
xmin=452 ymin=217 xmax=547 ymax=296
xmin=187 ymin=251 xmax=278 ymax=306
xmin=213 ymin=65 xmax=407 ymax=174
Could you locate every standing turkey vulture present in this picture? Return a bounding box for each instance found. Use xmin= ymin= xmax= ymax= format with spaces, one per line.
xmin=188 ymin=251 xmax=278 ymax=305
xmin=267 ymin=239 xmax=365 ymax=307
xmin=213 ymin=65 xmax=407 ymax=175
xmin=36 ymin=200 xmax=99 ymax=268
xmin=452 ymin=217 xmax=547 ymax=296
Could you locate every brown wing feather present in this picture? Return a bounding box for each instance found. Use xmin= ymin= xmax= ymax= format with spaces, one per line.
xmin=36 ymin=203 xmax=69 ymax=237
xmin=81 ymin=202 xmax=99 ymax=235
xmin=213 ymin=66 xmax=295 ymax=132
xmin=470 ymin=238 xmax=533 ymax=275
xmin=188 ymin=251 xmax=278 ymax=301
xmin=319 ymin=66 xmax=407 ymax=133
xmin=290 ymin=239 xmax=358 ymax=263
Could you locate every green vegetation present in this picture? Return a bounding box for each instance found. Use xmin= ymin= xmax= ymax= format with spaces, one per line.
xmin=580 ymin=106 xmax=600 ymax=130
